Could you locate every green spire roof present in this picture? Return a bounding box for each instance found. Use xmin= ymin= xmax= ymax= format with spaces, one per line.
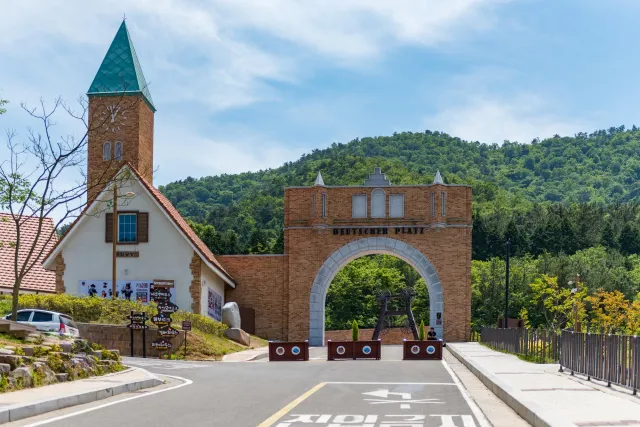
xmin=87 ymin=21 xmax=155 ymax=111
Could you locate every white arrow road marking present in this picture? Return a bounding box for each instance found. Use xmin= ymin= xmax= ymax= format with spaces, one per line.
xmin=362 ymin=389 xmax=412 ymax=400
xmin=362 ymin=389 xmax=443 ymax=409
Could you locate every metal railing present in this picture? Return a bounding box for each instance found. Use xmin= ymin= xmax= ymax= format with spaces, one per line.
xmin=478 ymin=327 xmax=640 ymax=394
xmin=480 ymin=327 xmax=561 ymax=362
xmin=560 ymin=330 xmax=639 ymax=394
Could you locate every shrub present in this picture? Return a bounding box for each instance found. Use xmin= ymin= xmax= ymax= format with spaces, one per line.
xmin=351 ymin=320 xmax=359 ymax=341
xmin=101 ymin=350 xmax=120 ymax=362
xmin=419 ymin=320 xmax=425 ymax=341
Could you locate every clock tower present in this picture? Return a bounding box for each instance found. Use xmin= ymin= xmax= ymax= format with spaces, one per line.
xmin=86 ymin=21 xmax=156 ymax=200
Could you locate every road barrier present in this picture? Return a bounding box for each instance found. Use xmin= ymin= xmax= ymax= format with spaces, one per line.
xmin=402 ymin=339 xmax=443 ymax=360
xmin=327 ymin=339 xmax=381 ymax=360
xmin=268 ymin=341 xmax=309 ymax=361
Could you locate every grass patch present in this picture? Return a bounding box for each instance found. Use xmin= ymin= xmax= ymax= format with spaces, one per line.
xmin=0 ymin=294 xmax=265 ymax=361
xmin=479 ymin=342 xmax=558 ymax=364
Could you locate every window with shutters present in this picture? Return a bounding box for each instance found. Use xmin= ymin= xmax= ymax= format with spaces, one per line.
xmin=321 ymin=193 xmax=327 ymax=218
xmin=105 ymin=212 xmax=149 ymax=244
xmin=441 ymin=191 xmax=446 ymax=217
xmin=371 ymin=189 xmax=385 ymax=218
xmin=389 ymin=194 xmax=404 ymax=218
xmin=118 ymin=213 xmax=137 ymax=243
xmin=103 ymin=142 xmax=111 ymax=161
xmin=114 ymin=141 xmax=123 ymax=160
xmin=352 ymin=194 xmax=367 ymax=218
xmin=430 ymin=192 xmax=435 ymax=217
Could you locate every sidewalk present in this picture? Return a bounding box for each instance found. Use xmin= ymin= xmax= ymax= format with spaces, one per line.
xmin=0 ymin=367 xmax=163 ymax=424
xmin=448 ymin=342 xmax=640 ymax=427
xmin=222 ymin=346 xmax=268 ymax=362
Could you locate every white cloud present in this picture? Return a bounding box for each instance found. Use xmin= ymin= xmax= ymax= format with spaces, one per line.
xmin=424 ymin=93 xmax=586 ymax=144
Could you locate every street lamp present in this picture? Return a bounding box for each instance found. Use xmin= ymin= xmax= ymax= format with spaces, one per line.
xmin=112 ymin=183 xmax=135 ymax=300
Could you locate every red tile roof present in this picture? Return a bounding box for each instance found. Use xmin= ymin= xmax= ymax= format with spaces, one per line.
xmin=132 ymin=168 xmax=234 ymax=284
xmin=0 ymin=213 xmax=57 ymax=293
xmin=44 ymin=164 xmax=234 ymax=285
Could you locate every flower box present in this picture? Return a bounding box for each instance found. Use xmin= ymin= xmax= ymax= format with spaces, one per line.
xmin=402 ymin=339 xmax=443 ymax=360
xmin=327 ymin=339 xmax=381 ymax=360
xmin=268 ymin=341 xmax=309 ymax=361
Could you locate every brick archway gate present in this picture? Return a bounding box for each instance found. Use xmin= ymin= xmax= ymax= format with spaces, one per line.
xmin=309 ymin=237 xmax=443 ymax=346
xmin=220 ymin=168 xmax=472 ymax=345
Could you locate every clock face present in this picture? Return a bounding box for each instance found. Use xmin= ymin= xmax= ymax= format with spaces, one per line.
xmin=101 ymin=103 xmax=128 ymax=134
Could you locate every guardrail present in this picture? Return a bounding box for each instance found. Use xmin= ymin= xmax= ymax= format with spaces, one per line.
xmin=560 ymin=330 xmax=639 ymax=394
xmin=479 ymin=327 xmax=640 ymax=394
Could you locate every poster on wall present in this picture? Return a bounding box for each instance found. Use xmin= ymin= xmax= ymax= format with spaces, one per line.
xmin=77 ymin=280 xmax=175 ymax=305
xmin=207 ymin=288 xmax=222 ymax=321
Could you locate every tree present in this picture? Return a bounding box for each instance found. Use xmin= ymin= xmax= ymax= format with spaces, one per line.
xmin=524 ymin=275 xmax=586 ymax=330
xmin=0 ymin=96 xmax=130 ymax=320
xmin=587 ymin=289 xmax=629 ymax=333
xmin=0 ymin=97 xmax=7 ymax=115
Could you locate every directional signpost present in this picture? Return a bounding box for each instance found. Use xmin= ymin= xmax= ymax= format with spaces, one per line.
xmin=182 ymin=320 xmax=191 ymax=357
xmin=127 ymin=311 xmax=148 ymax=358
xmin=151 ymin=284 xmax=177 ymax=354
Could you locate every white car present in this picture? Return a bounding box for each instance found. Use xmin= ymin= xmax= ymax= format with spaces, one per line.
xmin=4 ymin=309 xmax=80 ymax=337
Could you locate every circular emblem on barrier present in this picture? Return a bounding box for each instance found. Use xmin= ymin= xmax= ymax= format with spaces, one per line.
xmin=362 ymin=345 xmax=372 ymax=355
xmin=291 ymin=346 xmax=301 ymax=355
xmin=411 ymin=345 xmax=420 ymax=355
xmin=426 ymin=345 xmax=436 ymax=355
xmin=336 ymin=345 xmax=346 ymax=355
xmin=276 ymin=346 xmax=285 ymax=356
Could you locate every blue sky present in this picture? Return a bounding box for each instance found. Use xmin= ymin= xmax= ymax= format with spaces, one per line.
xmin=1 ymin=0 xmax=640 ymax=187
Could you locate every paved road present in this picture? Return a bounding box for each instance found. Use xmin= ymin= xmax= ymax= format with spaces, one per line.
xmin=10 ymin=346 xmax=489 ymax=427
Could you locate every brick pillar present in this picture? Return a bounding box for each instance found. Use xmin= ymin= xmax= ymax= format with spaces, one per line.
xmin=55 ymin=254 xmax=66 ymax=293
xmin=189 ymin=251 xmax=202 ymax=314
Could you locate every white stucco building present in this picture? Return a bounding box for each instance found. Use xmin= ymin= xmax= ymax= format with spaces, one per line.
xmin=42 ymin=21 xmax=235 ymax=320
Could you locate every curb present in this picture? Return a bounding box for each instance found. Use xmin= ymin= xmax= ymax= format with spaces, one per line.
xmin=447 ymin=344 xmax=574 ymax=427
xmin=0 ymin=367 xmax=163 ymax=424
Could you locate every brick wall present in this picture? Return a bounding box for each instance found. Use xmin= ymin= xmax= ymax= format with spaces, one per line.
xmin=220 ymin=255 xmax=287 ymax=340
xmin=223 ymin=178 xmax=472 ymax=344
xmin=55 ymin=254 xmax=65 ymax=293
xmin=189 ymin=252 xmax=202 ymax=314
xmin=325 ymin=328 xmax=419 ymax=345
xmin=87 ymin=95 xmax=154 ymax=200
xmin=78 ymin=323 xmax=185 ymax=357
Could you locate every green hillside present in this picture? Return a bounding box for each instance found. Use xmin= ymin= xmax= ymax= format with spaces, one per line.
xmin=160 ymin=127 xmax=640 ymax=258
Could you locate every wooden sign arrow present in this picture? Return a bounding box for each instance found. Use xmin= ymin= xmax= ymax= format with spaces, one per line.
xmin=157 ymin=327 xmax=179 ymax=337
xmin=152 ymin=338 xmax=173 ymax=350
xmin=157 ymin=302 xmax=178 ymax=314
xmin=127 ymin=323 xmax=149 ymax=330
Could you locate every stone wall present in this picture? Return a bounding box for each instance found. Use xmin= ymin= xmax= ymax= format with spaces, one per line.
xmin=78 ymin=323 xmax=185 ymax=357
xmin=325 ymin=328 xmax=419 ymax=345
xmin=219 ymin=255 xmax=287 ymax=340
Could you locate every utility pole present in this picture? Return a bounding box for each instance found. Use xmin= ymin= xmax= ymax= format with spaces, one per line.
xmin=504 ymin=240 xmax=510 ymax=328
xmin=112 ymin=183 xmax=118 ymax=300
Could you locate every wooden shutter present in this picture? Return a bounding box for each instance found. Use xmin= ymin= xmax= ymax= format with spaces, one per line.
xmin=138 ymin=212 xmax=149 ymax=242
xmin=138 ymin=212 xmax=149 ymax=243
xmin=105 ymin=213 xmax=113 ymax=243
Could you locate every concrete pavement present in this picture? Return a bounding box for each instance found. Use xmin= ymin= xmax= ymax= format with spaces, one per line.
xmin=448 ymin=342 xmax=640 ymax=427
xmin=0 ymin=367 xmax=163 ymax=424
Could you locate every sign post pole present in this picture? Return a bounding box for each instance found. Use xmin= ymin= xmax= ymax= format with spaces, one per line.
xmin=142 ymin=322 xmax=147 ymax=358
xmin=182 ymin=320 xmax=191 ymax=358
xmin=130 ymin=310 xmax=134 ymax=357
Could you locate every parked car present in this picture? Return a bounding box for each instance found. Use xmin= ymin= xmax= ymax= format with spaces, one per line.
xmin=3 ymin=309 xmax=80 ymax=337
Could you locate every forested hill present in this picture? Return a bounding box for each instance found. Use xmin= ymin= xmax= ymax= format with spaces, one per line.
xmin=160 ymin=127 xmax=640 ymax=257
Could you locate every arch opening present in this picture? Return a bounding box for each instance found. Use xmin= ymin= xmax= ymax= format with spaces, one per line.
xmin=309 ymin=237 xmax=444 ymax=346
